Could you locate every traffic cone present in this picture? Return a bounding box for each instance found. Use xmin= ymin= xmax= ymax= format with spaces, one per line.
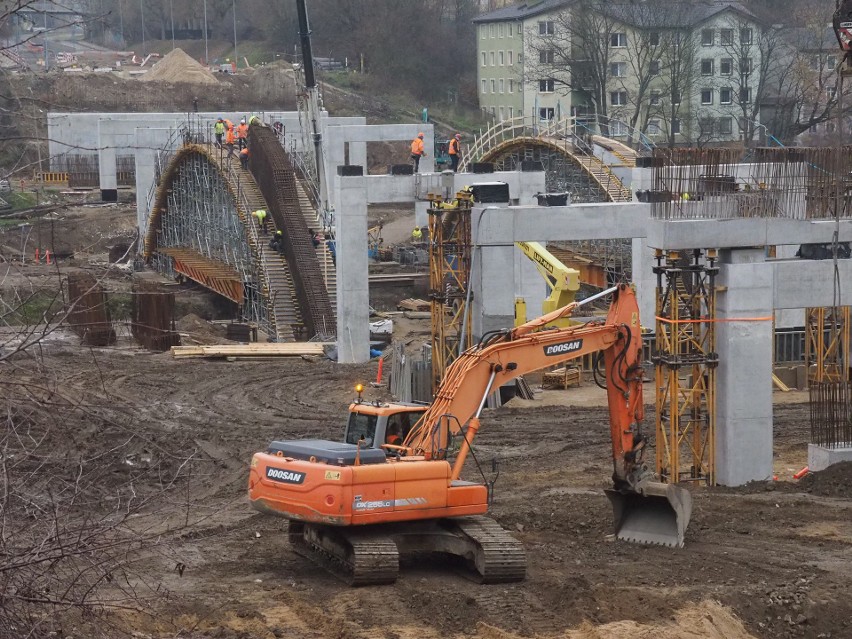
xmin=376 ymin=357 xmax=384 ymax=384
xmin=34 ymin=248 xmax=40 ymax=262
xmin=45 ymin=250 xmax=52 ymax=265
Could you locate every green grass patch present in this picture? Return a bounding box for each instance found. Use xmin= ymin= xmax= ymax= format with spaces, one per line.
xmin=106 ymin=293 xmax=133 ymax=321
xmin=2 ymin=291 xmax=64 ymax=326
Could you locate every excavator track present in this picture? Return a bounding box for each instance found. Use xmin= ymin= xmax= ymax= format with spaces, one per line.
xmin=449 ymin=516 xmax=526 ymax=583
xmin=288 ymin=521 xmax=399 ymax=586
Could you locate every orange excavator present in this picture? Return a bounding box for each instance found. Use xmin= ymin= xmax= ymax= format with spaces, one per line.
xmin=248 ymin=284 xmax=692 ymax=585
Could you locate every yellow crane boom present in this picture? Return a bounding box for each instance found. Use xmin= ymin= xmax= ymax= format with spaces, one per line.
xmin=514 ymin=241 xmax=581 ymax=327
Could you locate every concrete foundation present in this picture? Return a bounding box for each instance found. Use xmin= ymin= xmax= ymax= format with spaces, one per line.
xmin=808 ymin=444 xmax=852 ymax=472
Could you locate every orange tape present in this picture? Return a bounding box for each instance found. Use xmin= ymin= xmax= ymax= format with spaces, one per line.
xmin=656 ymin=315 xmax=773 ymax=324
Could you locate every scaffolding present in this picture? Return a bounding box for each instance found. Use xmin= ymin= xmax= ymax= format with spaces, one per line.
xmin=151 ymin=151 xmax=271 ymax=335
xmin=428 ymin=192 xmax=473 ymax=391
xmin=653 ymin=249 xmax=718 ymax=485
xmin=805 ymin=307 xmax=850 ymax=383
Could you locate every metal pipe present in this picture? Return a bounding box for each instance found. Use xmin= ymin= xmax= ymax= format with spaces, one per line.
xmin=475 ymin=370 xmax=498 ymax=418
xmin=576 ymin=285 xmax=619 ymax=309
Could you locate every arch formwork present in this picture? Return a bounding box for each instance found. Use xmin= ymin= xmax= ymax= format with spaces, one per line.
xmin=143 ymin=144 xmax=297 ymax=342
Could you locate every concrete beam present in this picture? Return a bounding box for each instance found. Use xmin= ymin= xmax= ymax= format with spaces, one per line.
xmin=772 ymin=258 xmax=852 ymax=309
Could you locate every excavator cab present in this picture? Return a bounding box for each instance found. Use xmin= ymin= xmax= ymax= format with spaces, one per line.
xmin=344 ymin=401 xmax=428 ymax=451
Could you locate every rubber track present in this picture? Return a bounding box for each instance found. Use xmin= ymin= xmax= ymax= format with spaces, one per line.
xmin=453 ymin=516 xmax=526 ymax=583
xmin=247 ymin=126 xmax=335 ymax=338
xmin=288 ymin=521 xmax=399 ymax=586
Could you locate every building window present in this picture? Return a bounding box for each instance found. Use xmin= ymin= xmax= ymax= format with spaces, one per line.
xmin=741 ymin=58 xmax=753 ymax=74
xmin=490 ymin=106 xmax=496 ymax=116
xmin=649 ymin=32 xmax=660 ymax=46
xmin=701 ymin=29 xmax=713 ymax=46
xmin=490 ymin=51 xmax=495 ymax=65
xmin=828 ymin=86 xmax=837 ymax=99
xmin=610 ymin=62 xmax=627 ymax=77
xmin=499 ymin=23 xmax=505 ymax=38
xmin=491 ymin=79 xmax=496 ymax=93
xmin=810 ymin=56 xmax=821 ymax=71
xmin=699 ymin=118 xmax=715 ymax=136
xmin=540 ymin=49 xmax=554 ymax=64
xmin=701 ymin=88 xmax=713 ymax=105
xmin=499 ymin=106 xmax=505 ymax=120
xmin=508 ymin=24 xmax=514 ymax=38
xmin=611 ymin=32 xmax=627 ymax=48
xmin=719 ymin=117 xmax=733 ymax=135
xmin=701 ymin=59 xmax=714 ymax=75
xmin=740 ymin=28 xmax=752 ymax=44
xmin=509 ymin=79 xmax=514 ymax=93
xmin=650 ymin=60 xmax=661 ymax=75
xmin=490 ymin=24 xmax=496 ymax=38
xmin=828 ymin=56 xmax=837 ymax=70
xmin=650 ymin=91 xmax=661 ymax=106
xmin=539 ymin=78 xmax=555 ymax=92
xmin=672 ymin=118 xmax=681 ymax=134
xmin=827 ymin=121 xmax=837 ymax=133
xmin=539 ymin=107 xmax=555 ymax=120
xmin=481 ymin=25 xmax=487 ymax=39
xmin=610 ymin=90 xmax=628 ymax=106
xmin=721 ymin=28 xmax=733 ymax=45
xmin=481 ymin=79 xmax=486 ymax=94
xmin=740 ymin=87 xmax=751 ymax=103
xmin=539 ymin=20 xmax=554 ymax=36
xmin=499 ymin=78 xmax=505 ymax=93
xmin=611 ymin=121 xmax=628 ymax=136
xmin=672 ymin=90 xmax=681 ymax=104
xmin=720 ymin=58 xmax=733 ymax=75
xmin=648 ymin=119 xmax=661 ymax=134
xmin=518 ymin=52 xmax=523 ymax=63
xmin=508 ymin=51 xmax=513 ymax=65
xmin=481 ymin=52 xmax=486 ymax=67
xmin=720 ymin=87 xmax=732 ymax=104
xmin=518 ymin=23 xmax=522 ymax=35
xmin=499 ymin=50 xmax=504 ymax=65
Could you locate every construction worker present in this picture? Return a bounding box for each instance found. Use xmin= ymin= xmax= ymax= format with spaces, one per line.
xmin=236 ymin=119 xmax=248 ymax=149
xmin=240 ymin=146 xmax=249 ymax=169
xmin=253 ymin=209 xmax=268 ymax=234
xmin=411 ymin=226 xmax=423 ymax=243
xmin=249 ymin=114 xmax=261 ymax=126
xmin=326 ymin=238 xmax=337 ymax=265
xmin=270 ymin=229 xmax=284 ymax=254
xmin=214 ymin=118 xmax=225 ymax=147
xmin=225 ymin=121 xmax=236 ymax=157
xmin=449 ymin=133 xmax=462 ymax=172
xmin=410 ymin=132 xmax=426 ymax=173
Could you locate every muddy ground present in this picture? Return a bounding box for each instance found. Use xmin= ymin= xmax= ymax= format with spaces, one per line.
xmin=1 ymin=339 xmax=850 ymax=639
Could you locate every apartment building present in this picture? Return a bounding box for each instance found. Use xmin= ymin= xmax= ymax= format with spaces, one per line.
xmin=475 ymin=1 xmax=775 ymax=145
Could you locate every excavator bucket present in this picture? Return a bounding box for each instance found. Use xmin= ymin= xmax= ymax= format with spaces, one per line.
xmin=605 ymin=481 xmax=692 ymax=548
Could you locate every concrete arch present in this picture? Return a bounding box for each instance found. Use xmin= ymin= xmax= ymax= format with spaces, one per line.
xmin=478 ymin=136 xmax=631 ymax=203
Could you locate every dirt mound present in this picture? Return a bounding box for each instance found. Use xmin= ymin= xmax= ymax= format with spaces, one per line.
xmin=140 ymin=48 xmax=218 ymax=85
xmin=175 ymin=313 xmax=229 ymax=345
xmin=477 ymin=601 xmax=756 ymax=639
xmin=799 ymin=460 xmax=852 ymax=497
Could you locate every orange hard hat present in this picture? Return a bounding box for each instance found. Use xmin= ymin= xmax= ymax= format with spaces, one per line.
xmin=418 ymin=132 xmax=424 ymax=138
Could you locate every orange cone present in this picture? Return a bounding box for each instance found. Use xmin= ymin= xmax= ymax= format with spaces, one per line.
xmin=45 ymin=250 xmax=52 ymax=265
xmin=793 ymin=466 xmax=810 ymax=480
xmin=376 ymin=357 xmax=384 ymax=384
xmin=34 ymin=248 xmax=40 ymax=262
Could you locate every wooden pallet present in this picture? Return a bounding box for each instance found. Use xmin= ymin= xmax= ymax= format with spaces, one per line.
xmin=397 ymin=298 xmax=431 ymax=312
xmin=542 ymin=367 xmax=582 ymax=390
xmin=171 ymin=343 xmax=332 ymax=359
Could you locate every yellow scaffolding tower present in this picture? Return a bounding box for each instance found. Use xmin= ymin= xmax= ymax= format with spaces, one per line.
xmin=653 ymin=249 xmax=718 ymax=485
xmin=428 ymin=191 xmax=473 ymax=391
xmin=805 ymin=307 xmax=850 ymax=383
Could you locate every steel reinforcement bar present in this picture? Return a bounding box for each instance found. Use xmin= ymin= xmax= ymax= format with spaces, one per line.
xmin=248 ymin=125 xmax=335 ymax=338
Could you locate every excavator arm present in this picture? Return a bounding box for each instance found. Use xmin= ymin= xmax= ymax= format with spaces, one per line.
xmin=515 ymin=241 xmax=580 ymax=312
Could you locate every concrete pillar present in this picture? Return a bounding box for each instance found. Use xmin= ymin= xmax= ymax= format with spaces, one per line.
xmin=632 ymin=238 xmax=656 ymax=327
xmin=134 ymin=128 xmax=174 ymax=241
xmin=335 ymin=175 xmax=370 ymax=364
xmin=715 ymin=248 xmax=774 ymax=486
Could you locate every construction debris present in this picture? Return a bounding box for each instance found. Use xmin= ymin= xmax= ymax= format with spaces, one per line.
xmin=139 ymin=48 xmax=219 ymax=85
xmin=397 ymin=298 xmax=430 ymax=312
xmin=171 ymin=343 xmax=332 ymax=359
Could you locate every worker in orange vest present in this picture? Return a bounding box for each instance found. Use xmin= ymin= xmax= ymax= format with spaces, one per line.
xmin=448 ymin=133 xmax=462 ymax=172
xmin=410 ymin=132 xmax=426 ymax=173
xmin=236 ymin=119 xmax=248 ymax=150
xmin=239 ymin=146 xmax=249 ymax=169
xmin=225 ymin=121 xmax=236 ymax=157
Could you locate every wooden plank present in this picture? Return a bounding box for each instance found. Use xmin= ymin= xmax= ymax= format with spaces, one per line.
xmin=397 ymin=298 xmax=430 ymax=312
xmin=772 ymin=373 xmax=791 ymax=392
xmin=171 ymin=343 xmax=332 ymax=358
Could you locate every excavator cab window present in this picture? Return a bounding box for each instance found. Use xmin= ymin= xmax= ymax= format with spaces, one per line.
xmin=385 ymin=412 xmax=417 ymax=446
xmin=345 ymin=412 xmax=377 ymax=447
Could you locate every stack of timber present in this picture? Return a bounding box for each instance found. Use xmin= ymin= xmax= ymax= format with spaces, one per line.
xmin=171 ymin=343 xmax=331 ymax=359
xmin=397 ymin=298 xmax=430 ymax=312
xmin=542 ymin=367 xmax=582 ymax=390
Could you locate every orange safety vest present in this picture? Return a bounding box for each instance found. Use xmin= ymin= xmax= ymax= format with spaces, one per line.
xmin=386 ymin=434 xmax=402 ymax=446
xmin=411 ymin=137 xmax=424 ymax=156
xmin=236 ymin=123 xmax=248 ymax=139
xmin=449 ymin=138 xmax=460 ymax=155
xmin=240 ymin=147 xmax=249 ymax=157
xmin=225 ymin=126 xmax=235 ymax=144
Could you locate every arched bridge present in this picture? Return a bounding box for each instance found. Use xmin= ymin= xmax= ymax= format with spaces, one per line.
xmin=142 ymin=128 xmax=336 ymax=342
xmin=461 ymin=116 xmax=645 ymax=203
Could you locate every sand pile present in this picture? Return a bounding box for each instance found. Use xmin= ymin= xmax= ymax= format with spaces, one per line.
xmin=476 ymin=601 xmax=757 ymax=639
xmin=139 ymin=48 xmax=218 ymax=85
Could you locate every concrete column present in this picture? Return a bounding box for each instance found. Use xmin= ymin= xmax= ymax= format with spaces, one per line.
xmin=97 ymin=119 xmax=119 ymax=201
xmin=632 ymin=238 xmax=656 ymax=327
xmin=134 ymin=128 xmax=174 ymax=242
xmin=335 ymin=175 xmax=370 ymax=364
xmin=715 ymin=248 xmax=774 ymax=486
